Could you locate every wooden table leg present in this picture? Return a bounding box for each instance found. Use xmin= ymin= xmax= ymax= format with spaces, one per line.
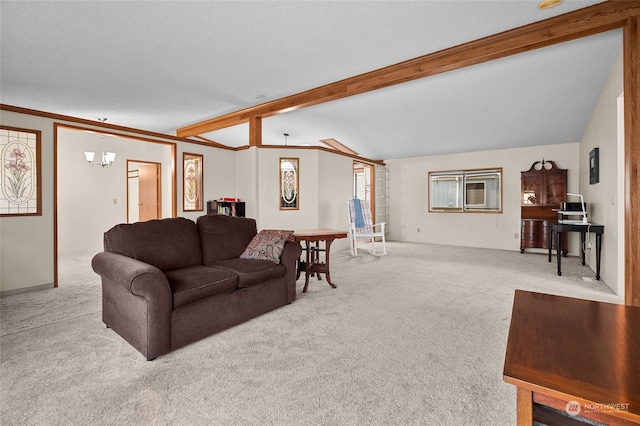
xmin=302 ymin=241 xmax=312 ymax=293
xmin=324 ymin=239 xmax=337 ymax=288
xmin=548 ymin=226 xmax=553 ymax=262
xmin=516 ymin=388 xmax=533 ymax=426
xmin=595 ymin=233 xmax=602 ymax=280
xmin=312 ymin=242 xmax=321 ymax=281
xmin=556 ymin=231 xmax=562 ymax=276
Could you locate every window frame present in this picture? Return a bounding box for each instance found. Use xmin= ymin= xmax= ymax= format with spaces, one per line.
xmin=428 ymin=167 xmax=503 ymax=214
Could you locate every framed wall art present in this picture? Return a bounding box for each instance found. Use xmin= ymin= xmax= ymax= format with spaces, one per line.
xmin=1 ymin=126 xmax=42 ymax=216
xmin=280 ymin=157 xmax=299 ymax=210
xmin=589 ymin=147 xmax=599 ymax=184
xmin=183 ymin=152 xmax=203 ymax=211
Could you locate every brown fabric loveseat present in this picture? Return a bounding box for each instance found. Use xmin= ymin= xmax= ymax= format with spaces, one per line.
xmin=91 ymin=215 xmax=302 ymax=360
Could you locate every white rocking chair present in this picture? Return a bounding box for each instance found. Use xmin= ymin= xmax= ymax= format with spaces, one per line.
xmin=348 ymin=198 xmax=387 ymax=256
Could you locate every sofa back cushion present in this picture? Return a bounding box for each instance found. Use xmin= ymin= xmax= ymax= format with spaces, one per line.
xmin=104 ymin=217 xmax=202 ymax=271
xmin=197 ymin=215 xmax=257 ymax=264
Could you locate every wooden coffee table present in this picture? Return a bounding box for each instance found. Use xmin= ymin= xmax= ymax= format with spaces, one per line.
xmin=294 ymin=228 xmax=347 ymax=293
xmin=503 ymin=290 xmax=640 ymax=426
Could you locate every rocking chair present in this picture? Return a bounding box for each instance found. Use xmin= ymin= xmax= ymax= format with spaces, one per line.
xmin=347 ymin=198 xmax=387 ymax=256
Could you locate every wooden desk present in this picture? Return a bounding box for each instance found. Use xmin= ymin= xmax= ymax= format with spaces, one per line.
xmin=294 ymin=229 xmax=348 ymax=293
xmin=548 ymin=222 xmax=604 ymax=280
xmin=503 ymin=290 xmax=640 ymax=426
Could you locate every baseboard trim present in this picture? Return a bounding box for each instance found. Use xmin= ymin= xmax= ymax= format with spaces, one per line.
xmin=1 ymin=283 xmax=54 ymax=297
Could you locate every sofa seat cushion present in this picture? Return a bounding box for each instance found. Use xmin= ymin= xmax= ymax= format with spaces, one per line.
xmin=210 ymin=258 xmax=286 ymax=288
xmin=166 ymin=266 xmax=239 ymax=309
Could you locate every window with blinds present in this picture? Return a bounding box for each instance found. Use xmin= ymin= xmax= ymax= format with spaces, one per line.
xmin=429 ymin=168 xmax=502 ymax=213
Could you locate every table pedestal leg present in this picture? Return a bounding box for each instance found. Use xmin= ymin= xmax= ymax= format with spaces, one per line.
xmin=302 ymin=241 xmax=312 ymax=293
xmin=301 ymin=239 xmax=337 ymax=292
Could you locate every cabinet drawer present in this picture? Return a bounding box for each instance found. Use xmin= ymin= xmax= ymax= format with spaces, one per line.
xmin=521 ymin=219 xmax=550 ymax=249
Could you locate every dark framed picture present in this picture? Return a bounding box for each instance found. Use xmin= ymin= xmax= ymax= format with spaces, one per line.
xmin=589 ymin=147 xmax=599 ymax=185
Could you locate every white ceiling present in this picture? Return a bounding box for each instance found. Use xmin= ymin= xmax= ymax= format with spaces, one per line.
xmin=0 ymin=1 xmax=622 ymax=161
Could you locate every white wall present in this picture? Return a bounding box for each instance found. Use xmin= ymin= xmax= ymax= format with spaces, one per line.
xmin=0 ymin=105 xmax=358 ymax=293
xmin=386 ymin=143 xmax=580 ymax=252
xmin=317 ymin=150 xmax=353 ymax=252
xmin=382 ymin=49 xmax=623 ymax=293
xmin=57 ymin=127 xmax=174 ymax=256
xmin=5 ymin=56 xmax=620 ymax=292
xmin=232 ymin=147 xmax=353 ymax=253
xmin=177 ymin=144 xmax=236 ymax=222
xmin=248 ymin=148 xmax=354 ymax=242
xmin=578 ymin=48 xmax=623 ymax=293
xmin=235 ymin=148 xmax=258 ymax=219
xmin=0 ymin=111 xmax=55 ymax=292
xmin=0 ymin=109 xmax=241 ymax=292
xmin=255 ymin=148 xmax=319 ymax=230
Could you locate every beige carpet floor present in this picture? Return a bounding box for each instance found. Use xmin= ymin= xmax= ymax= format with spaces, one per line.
xmin=0 ymin=242 xmax=621 ymax=425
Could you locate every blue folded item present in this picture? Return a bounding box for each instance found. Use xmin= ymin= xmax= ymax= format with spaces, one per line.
xmin=353 ymin=199 xmax=365 ymax=228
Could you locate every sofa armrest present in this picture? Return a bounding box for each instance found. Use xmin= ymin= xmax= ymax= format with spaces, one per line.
xmin=92 ymin=252 xmax=171 ymax=301
xmin=280 ymin=240 xmax=302 ymax=266
xmin=280 ymin=241 xmax=302 ymax=303
xmin=92 ymin=252 xmax=172 ymax=360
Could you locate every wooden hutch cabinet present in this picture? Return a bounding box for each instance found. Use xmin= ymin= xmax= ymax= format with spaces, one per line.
xmin=520 ymin=160 xmax=567 ymax=254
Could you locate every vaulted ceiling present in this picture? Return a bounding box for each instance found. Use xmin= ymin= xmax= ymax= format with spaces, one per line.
xmin=0 ymin=1 xmax=623 ymax=160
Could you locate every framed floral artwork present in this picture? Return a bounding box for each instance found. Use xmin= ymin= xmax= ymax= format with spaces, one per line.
xmin=1 ymin=126 xmax=42 ymax=216
xmin=183 ymin=152 xmax=203 ymax=211
xmin=280 ymin=157 xmax=299 ymax=210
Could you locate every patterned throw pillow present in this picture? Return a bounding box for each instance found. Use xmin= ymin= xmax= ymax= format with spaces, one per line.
xmin=240 ymin=230 xmax=294 ymax=264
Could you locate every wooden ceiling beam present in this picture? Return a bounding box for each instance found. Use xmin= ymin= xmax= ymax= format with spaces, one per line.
xmin=176 ymin=1 xmax=640 ymax=138
xmin=249 ymin=116 xmax=262 ymax=147
xmin=319 ymin=138 xmax=359 ymax=155
xmin=190 ymin=135 xmax=230 ymax=148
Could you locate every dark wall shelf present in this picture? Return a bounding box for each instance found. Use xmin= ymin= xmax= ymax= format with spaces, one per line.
xmin=207 ymin=200 xmax=245 ymax=217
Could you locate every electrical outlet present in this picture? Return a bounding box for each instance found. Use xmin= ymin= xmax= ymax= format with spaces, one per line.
xmin=514 ymin=232 xmax=519 ymax=239
xmin=417 ymin=228 xmax=420 ymax=233
xmin=113 ymin=198 xmax=117 ymax=204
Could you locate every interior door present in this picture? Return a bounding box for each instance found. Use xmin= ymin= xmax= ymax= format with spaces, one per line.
xmin=138 ymin=164 xmax=161 ymax=221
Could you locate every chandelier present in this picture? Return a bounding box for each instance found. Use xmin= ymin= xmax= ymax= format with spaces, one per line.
xmin=84 ymin=118 xmax=117 ymax=167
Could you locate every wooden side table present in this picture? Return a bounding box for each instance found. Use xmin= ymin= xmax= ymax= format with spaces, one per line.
xmin=503 ymin=290 xmax=640 ymax=426
xmin=293 ymin=228 xmax=347 ymax=293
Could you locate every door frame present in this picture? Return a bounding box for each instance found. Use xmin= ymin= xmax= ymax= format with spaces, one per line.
xmin=127 ymin=159 xmax=162 ymax=223
xmin=54 ymin=123 xmax=176 ymax=287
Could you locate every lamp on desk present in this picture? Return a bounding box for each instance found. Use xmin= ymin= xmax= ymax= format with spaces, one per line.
xmin=567 ymin=193 xmax=588 ymax=224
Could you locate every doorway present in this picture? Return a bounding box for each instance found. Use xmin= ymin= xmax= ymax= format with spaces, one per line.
xmin=353 ymin=161 xmax=373 ymax=213
xmin=127 ymin=160 xmax=162 ymax=223
xmin=353 ymin=161 xmax=389 ymax=233
xmin=54 ymin=124 xmax=176 ymax=288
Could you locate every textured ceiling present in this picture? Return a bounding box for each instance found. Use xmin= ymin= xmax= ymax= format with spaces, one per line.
xmin=0 ymin=1 xmax=621 ymax=160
